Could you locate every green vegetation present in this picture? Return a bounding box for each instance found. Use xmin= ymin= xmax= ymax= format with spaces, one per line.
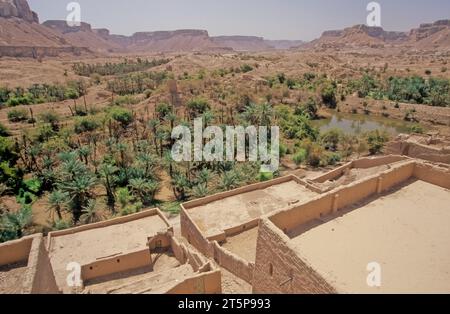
xmin=349 ymin=75 xmax=450 ymax=107
xmin=0 ymin=80 xmax=88 ymax=107
xmin=106 ymin=71 xmax=168 ymax=95
xmin=72 ymin=58 xmax=170 ymax=77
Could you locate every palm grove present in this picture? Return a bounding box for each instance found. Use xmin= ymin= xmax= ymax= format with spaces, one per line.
xmin=1 ymin=57 xmax=447 ymax=243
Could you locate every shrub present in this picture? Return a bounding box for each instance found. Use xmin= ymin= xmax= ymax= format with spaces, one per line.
xmin=39 ymin=110 xmax=60 ymax=130
xmin=0 ymin=122 xmax=10 ymax=137
xmin=321 ymin=83 xmax=337 ymax=109
xmin=258 ymin=172 xmax=274 ymax=182
xmin=7 ymin=108 xmax=29 ymax=123
xmin=109 ymin=106 xmax=134 ymax=127
xmin=408 ymin=124 xmax=424 ymax=134
xmin=293 ymin=148 xmax=307 ymax=165
xmin=186 ymin=98 xmax=210 ymax=118
xmin=74 ymin=116 xmax=100 ymax=134
xmin=240 ymin=64 xmax=254 ymax=73
xmin=366 ymin=130 xmax=389 ymax=155
xmin=326 ymin=152 xmax=342 ymax=166
xmin=307 ymin=145 xmax=323 ymax=168
xmin=320 ymin=129 xmax=342 ymax=151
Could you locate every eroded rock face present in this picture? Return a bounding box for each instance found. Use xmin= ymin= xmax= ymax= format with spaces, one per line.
xmin=42 ymin=20 xmax=93 ymax=34
xmin=0 ymin=0 xmax=38 ymax=23
xmin=410 ymin=20 xmax=450 ymax=41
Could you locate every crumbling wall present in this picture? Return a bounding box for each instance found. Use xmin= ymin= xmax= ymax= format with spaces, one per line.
xmin=0 ymin=234 xmax=59 ymax=294
xmin=270 ymin=161 xmax=416 ymax=235
xmin=180 ymin=207 xmax=213 ymax=257
xmin=0 ymin=235 xmax=33 ymax=266
xmin=414 ymin=162 xmax=450 ymax=189
xmin=253 ymin=219 xmax=336 ymax=294
xmin=212 ymin=242 xmax=254 ymax=284
xmin=311 ymin=155 xmax=408 ymax=183
xmin=48 ymin=208 xmax=169 ymax=250
xmin=81 ymin=249 xmax=151 ymax=282
xmin=23 ymin=234 xmax=59 ymax=294
xmin=166 ymin=268 xmax=222 ymax=294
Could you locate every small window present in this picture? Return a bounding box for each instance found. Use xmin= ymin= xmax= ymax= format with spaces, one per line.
xmin=269 ymin=263 xmax=273 ymax=277
xmin=116 ymin=259 xmax=120 ymax=263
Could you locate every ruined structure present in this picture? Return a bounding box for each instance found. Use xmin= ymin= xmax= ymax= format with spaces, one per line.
xmin=1 ymin=156 xmax=449 ymax=294
xmin=386 ymin=133 xmax=450 ymax=164
xmin=1 ymin=208 xmax=221 ymax=294
xmin=253 ymin=160 xmax=450 ymax=293
xmin=180 ymin=156 xmax=450 ymax=293
xmin=0 ymin=234 xmax=58 ymax=294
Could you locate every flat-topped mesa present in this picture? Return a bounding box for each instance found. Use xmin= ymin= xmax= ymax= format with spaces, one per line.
xmin=321 ymin=30 xmax=344 ymax=38
xmin=0 ymin=0 xmax=38 ymax=23
xmin=410 ymin=19 xmax=450 ymax=41
xmin=93 ymin=28 xmax=110 ymax=39
xmin=132 ymin=29 xmax=210 ymax=42
xmin=343 ymin=24 xmax=407 ymax=41
xmin=42 ymin=20 xmax=93 ymax=34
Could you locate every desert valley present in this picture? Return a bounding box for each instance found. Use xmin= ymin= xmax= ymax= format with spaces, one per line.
xmin=0 ymin=0 xmax=449 ymax=295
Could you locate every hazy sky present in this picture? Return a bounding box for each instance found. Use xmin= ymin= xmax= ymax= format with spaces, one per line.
xmin=28 ymin=0 xmax=450 ymax=40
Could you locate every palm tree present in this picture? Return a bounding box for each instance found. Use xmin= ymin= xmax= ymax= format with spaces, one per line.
xmin=192 ymin=184 xmax=208 ymax=198
xmin=3 ymin=206 xmax=32 ymax=238
xmin=220 ymin=171 xmax=240 ymax=191
xmin=258 ymin=103 xmax=273 ymax=126
xmin=129 ymin=178 xmax=160 ymax=205
xmin=156 ymin=128 xmax=169 ymax=157
xmin=47 ymin=190 xmax=69 ymax=221
xmin=197 ymin=168 xmax=212 ymax=188
xmin=99 ymin=163 xmax=118 ymax=211
xmin=163 ymin=151 xmax=175 ymax=178
xmin=171 ymin=172 xmax=190 ymax=201
xmin=58 ymin=173 xmax=97 ymax=222
xmin=78 ymin=146 xmax=91 ymax=165
xmin=80 ymin=200 xmax=105 ymax=224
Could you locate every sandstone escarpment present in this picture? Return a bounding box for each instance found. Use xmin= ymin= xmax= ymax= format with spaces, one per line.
xmin=0 ymin=0 xmax=38 ymax=23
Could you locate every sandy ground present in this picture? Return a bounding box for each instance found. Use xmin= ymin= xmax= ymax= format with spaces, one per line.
xmin=49 ymin=214 xmax=168 ymax=293
xmin=84 ymin=252 xmax=193 ymax=294
xmin=288 ymin=179 xmax=450 ymax=293
xmin=221 ymin=227 xmax=259 ymax=263
xmin=0 ymin=261 xmax=28 ymax=294
xmin=188 ymin=181 xmax=318 ymax=236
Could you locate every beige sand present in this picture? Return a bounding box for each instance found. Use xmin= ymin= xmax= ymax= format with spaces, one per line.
xmin=0 ymin=261 xmax=28 ymax=294
xmin=49 ymin=215 xmax=168 ymax=292
xmin=288 ymin=180 xmax=450 ymax=293
xmin=221 ymin=227 xmax=259 ymax=263
xmin=188 ymin=181 xmax=318 ymax=236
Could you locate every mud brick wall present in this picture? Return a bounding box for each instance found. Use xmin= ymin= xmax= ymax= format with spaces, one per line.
xmin=253 ymin=219 xmax=336 ymax=294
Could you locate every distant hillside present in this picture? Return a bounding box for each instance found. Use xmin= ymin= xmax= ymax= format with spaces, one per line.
xmin=408 ymin=20 xmax=450 ymax=49
xmin=308 ymin=24 xmax=408 ymax=49
xmin=43 ymin=20 xmax=122 ymax=53
xmin=307 ymin=20 xmax=450 ymax=50
xmin=125 ymin=30 xmax=228 ymax=52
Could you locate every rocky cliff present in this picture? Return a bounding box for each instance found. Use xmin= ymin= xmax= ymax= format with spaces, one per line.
xmin=0 ymin=0 xmax=38 ymax=23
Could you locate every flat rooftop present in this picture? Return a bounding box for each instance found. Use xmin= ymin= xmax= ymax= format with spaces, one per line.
xmin=221 ymin=227 xmax=259 ymax=263
xmin=188 ymin=180 xmax=318 ymax=236
xmin=49 ymin=213 xmax=169 ymax=292
xmin=287 ymin=179 xmax=450 ymax=293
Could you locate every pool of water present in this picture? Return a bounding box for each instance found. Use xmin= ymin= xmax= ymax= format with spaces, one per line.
xmin=313 ymin=112 xmax=417 ymax=136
